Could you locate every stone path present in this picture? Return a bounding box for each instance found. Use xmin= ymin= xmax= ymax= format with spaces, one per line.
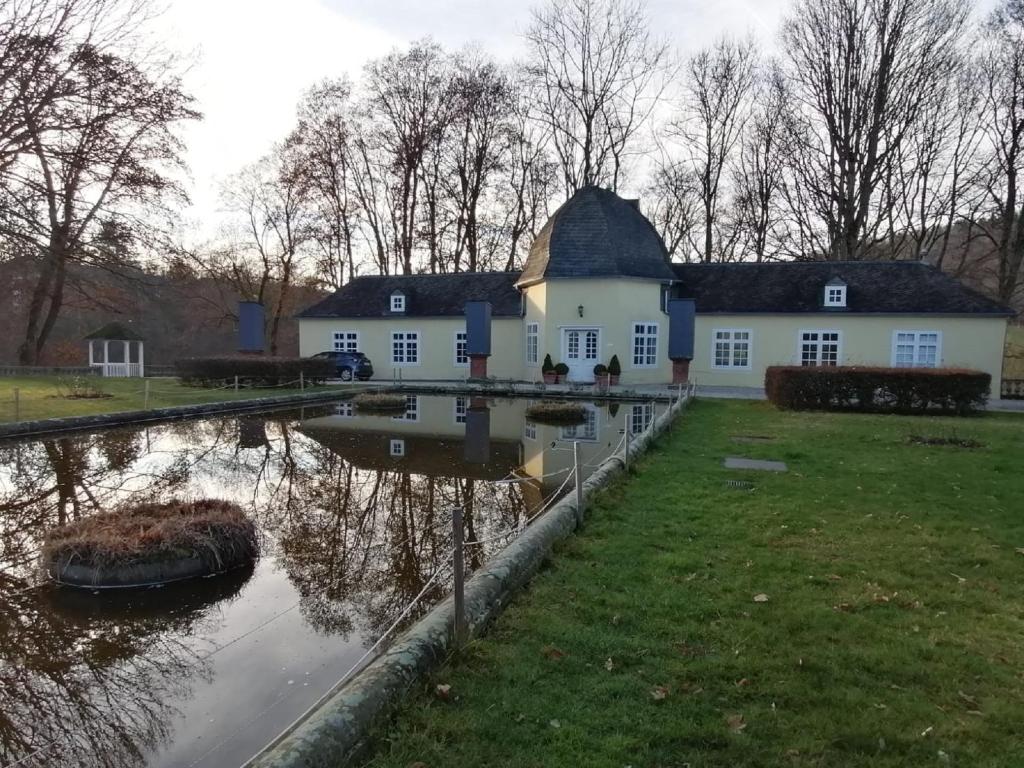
xmin=724 ymin=456 xmax=789 ymax=472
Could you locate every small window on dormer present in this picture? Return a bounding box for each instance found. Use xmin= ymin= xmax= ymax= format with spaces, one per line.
xmin=824 ymin=280 xmax=847 ymax=308
xmin=390 ymin=292 xmax=406 ymax=313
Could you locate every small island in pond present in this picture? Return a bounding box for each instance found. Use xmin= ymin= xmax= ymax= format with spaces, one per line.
xmin=42 ymin=499 xmax=259 ymax=589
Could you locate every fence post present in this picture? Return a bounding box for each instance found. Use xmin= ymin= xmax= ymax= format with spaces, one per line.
xmin=144 ymin=379 xmax=150 ymax=410
xmin=13 ymin=388 xmax=19 ymax=422
xmin=234 ymin=375 xmax=239 ymax=393
xmin=452 ymin=505 xmax=467 ymax=646
xmin=574 ymin=440 xmax=584 ymax=528
xmin=300 ymin=371 xmax=305 ymax=391
xmin=624 ymin=422 xmax=631 ymax=473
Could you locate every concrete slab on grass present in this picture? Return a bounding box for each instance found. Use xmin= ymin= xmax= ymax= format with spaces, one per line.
xmin=724 ymin=456 xmax=788 ymax=472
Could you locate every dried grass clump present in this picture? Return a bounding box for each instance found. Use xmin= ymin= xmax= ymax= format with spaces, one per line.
xmin=42 ymin=499 xmax=259 ymax=574
xmin=525 ymin=401 xmax=587 ymax=425
xmin=353 ymin=392 xmax=408 ymax=412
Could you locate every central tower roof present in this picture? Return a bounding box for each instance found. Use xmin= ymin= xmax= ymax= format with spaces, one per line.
xmin=515 ymin=186 xmax=676 ymax=288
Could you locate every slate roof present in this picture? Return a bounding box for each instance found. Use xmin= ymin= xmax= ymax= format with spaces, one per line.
xmin=297 ymin=271 xmax=522 ymax=318
xmin=516 ymin=186 xmax=676 ymax=287
xmin=83 ymin=321 xmax=145 ymax=340
xmin=673 ymin=261 xmax=1014 ymax=316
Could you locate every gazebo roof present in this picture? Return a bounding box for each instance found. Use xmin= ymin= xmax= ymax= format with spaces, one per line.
xmin=83 ymin=321 xmax=144 ymax=341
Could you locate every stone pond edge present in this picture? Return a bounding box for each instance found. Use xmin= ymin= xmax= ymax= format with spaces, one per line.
xmin=251 ymin=390 xmax=694 ymax=768
xmin=0 ymin=388 xmax=368 ymax=441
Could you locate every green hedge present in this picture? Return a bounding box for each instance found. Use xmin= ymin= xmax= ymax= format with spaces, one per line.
xmin=175 ymin=356 xmax=334 ymax=388
xmin=764 ymin=366 xmax=990 ymax=415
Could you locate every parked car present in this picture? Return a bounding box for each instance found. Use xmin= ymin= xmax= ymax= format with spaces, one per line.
xmin=311 ymin=351 xmax=374 ymax=381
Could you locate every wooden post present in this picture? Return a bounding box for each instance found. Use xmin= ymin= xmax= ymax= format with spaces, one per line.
xmin=13 ymin=388 xmax=19 ymax=422
xmin=624 ymin=422 xmax=631 ymax=473
xmin=143 ymin=379 xmax=150 ymax=410
xmin=574 ymin=440 xmax=584 ymax=527
xmin=452 ymin=505 xmax=467 ymax=646
xmin=234 ymin=375 xmax=239 ymax=392
xmin=300 ymin=371 xmax=305 ymax=390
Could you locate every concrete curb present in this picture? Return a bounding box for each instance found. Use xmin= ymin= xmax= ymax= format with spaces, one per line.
xmin=250 ymin=392 xmax=693 ymax=768
xmin=0 ymin=389 xmax=361 ymax=442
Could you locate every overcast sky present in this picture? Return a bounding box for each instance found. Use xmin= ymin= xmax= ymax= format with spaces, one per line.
xmin=157 ymin=0 xmax=800 ymax=239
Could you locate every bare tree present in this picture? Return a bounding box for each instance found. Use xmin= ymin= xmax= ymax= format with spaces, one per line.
xmin=220 ymin=144 xmax=314 ymax=354
xmin=673 ymin=36 xmax=758 ymax=262
xmin=0 ymin=3 xmax=198 ymax=365
xmin=779 ymin=0 xmax=970 ymax=261
xmin=362 ymin=40 xmax=455 ymax=275
xmin=644 ymin=157 xmax=700 ymax=260
xmin=292 ymin=79 xmax=360 ymax=289
xmin=978 ymin=0 xmax=1024 ymax=304
xmin=731 ymin=66 xmax=787 ymax=261
xmin=523 ymin=0 xmax=670 ymax=195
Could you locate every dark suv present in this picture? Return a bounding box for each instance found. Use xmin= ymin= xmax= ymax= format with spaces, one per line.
xmin=312 ymin=351 xmax=374 ymax=381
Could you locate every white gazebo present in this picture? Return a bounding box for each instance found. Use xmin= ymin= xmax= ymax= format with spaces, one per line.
xmin=84 ymin=322 xmax=145 ymax=377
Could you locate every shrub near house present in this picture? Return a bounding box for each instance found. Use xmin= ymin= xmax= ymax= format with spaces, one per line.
xmin=765 ymin=366 xmax=991 ymax=415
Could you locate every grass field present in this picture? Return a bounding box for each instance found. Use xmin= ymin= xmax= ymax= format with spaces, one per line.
xmin=0 ymin=375 xmax=330 ymax=423
xmin=363 ymin=399 xmax=1024 ymax=768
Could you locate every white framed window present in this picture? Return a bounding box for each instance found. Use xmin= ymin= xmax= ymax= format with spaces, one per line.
xmin=799 ymin=330 xmax=841 ymax=367
xmin=525 ymin=323 xmax=539 ymax=365
xmin=454 ymin=331 xmax=468 ymax=367
xmin=335 ymin=402 xmax=354 ymax=417
xmin=333 ymin=331 xmax=359 ymax=352
xmin=825 ymin=286 xmax=847 ymax=307
xmin=628 ymin=403 xmax=655 ymax=435
xmin=392 ymin=395 xmax=419 ymax=422
xmin=892 ymin=330 xmax=941 ymax=368
xmin=391 ymin=331 xmax=420 ymax=365
xmin=524 ymin=421 xmax=537 ymax=441
xmin=454 ymin=396 xmax=467 ymax=424
xmin=560 ymin=406 xmax=598 ymax=442
xmin=390 ymin=292 xmax=406 ymax=313
xmin=631 ymin=322 xmax=658 ymax=367
xmin=712 ymin=329 xmax=752 ymax=370
xmin=389 ymin=439 xmax=405 ymax=457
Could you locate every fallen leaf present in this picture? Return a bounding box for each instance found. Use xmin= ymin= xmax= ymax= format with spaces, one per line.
xmin=541 ymin=645 xmax=565 ymax=660
xmin=605 ymin=657 xmax=615 ymax=672
xmin=514 ymin=713 xmax=526 ymax=723
xmin=611 ymin=614 xmax=621 ymax=625
xmin=651 ymin=685 xmax=669 ymax=701
xmin=435 ymin=684 xmax=451 ymax=700
xmin=549 ymin=719 xmax=561 ymax=729
xmin=735 ymin=678 xmax=750 ymax=687
xmin=753 ymin=593 xmax=769 ymax=603
xmin=726 ymin=713 xmax=747 ymax=732
xmin=920 ymin=725 xmax=934 ymax=738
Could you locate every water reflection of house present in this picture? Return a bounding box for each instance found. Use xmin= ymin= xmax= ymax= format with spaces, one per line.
xmin=299 ymin=395 xmax=665 ymax=499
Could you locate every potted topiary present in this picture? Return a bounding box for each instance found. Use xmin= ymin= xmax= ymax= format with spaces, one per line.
xmin=593 ymin=363 xmax=609 ymax=391
xmin=608 ymin=355 xmax=621 ymax=386
xmin=542 ymin=354 xmax=557 ymax=384
xmin=554 ymin=362 xmax=570 ymax=384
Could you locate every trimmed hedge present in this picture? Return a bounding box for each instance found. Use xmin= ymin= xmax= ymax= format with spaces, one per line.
xmin=764 ymin=366 xmax=990 ymax=415
xmin=175 ymin=356 xmax=334 ymax=387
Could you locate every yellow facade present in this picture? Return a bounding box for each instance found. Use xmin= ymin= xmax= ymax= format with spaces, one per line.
xmin=299 ymin=316 xmax=523 ymax=380
xmin=522 ymin=278 xmax=672 ymax=384
xmin=299 ymin=282 xmax=1007 ymax=391
xmin=690 ymin=314 xmax=1008 ymax=391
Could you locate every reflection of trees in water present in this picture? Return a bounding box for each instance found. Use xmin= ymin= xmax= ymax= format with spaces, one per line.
xmin=0 ymin=407 xmax=529 ymax=762
xmin=0 ymin=568 xmax=250 ymax=768
xmin=274 ymin=437 xmax=529 ymax=638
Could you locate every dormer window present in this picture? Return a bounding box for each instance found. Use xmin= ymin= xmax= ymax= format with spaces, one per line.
xmin=390 ymin=292 xmax=406 ymax=313
xmin=824 ymin=279 xmax=847 ymax=308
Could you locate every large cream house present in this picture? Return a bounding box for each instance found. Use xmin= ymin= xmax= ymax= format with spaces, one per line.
xmin=298 ymin=186 xmax=1013 ymax=391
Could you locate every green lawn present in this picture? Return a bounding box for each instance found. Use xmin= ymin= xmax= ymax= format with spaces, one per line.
xmin=364 ymin=400 xmax=1024 ymax=768
xmin=0 ymin=376 xmax=334 ymax=423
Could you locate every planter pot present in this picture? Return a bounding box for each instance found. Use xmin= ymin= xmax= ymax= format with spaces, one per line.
xmin=543 ymin=372 xmax=557 ymax=384
xmin=609 ymin=375 xmax=620 ymax=386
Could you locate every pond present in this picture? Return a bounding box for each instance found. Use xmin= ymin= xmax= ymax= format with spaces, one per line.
xmin=0 ymin=394 xmax=668 ymax=768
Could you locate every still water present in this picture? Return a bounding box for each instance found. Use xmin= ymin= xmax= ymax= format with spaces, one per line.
xmin=0 ymin=394 xmax=665 ymax=768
